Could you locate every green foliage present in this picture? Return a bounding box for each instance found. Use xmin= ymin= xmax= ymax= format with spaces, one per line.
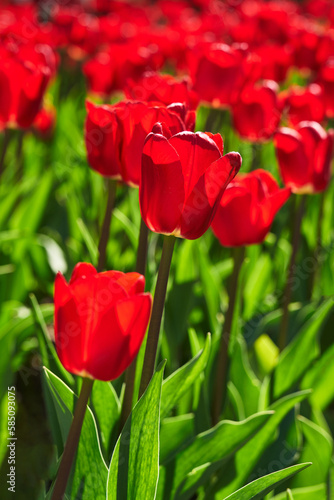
xmin=107 ymin=362 xmax=165 ymax=500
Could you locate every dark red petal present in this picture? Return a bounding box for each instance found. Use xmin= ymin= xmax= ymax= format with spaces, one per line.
xmin=169 ymin=132 xmax=221 ymax=198
xmin=274 ymin=128 xmax=310 ymax=192
xmin=180 ymin=152 xmax=241 ymax=239
xmin=140 ymin=133 xmax=185 ymax=235
xmin=54 ymin=273 xmax=84 ymax=375
xmin=85 ymin=294 xmax=152 ymax=381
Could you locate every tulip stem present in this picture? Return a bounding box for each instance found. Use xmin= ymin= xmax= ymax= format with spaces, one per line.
xmin=278 ymin=195 xmax=306 ymax=351
xmin=139 ymin=234 xmax=175 ymax=398
xmin=119 ymin=218 xmax=150 ymax=428
xmin=97 ymin=178 xmax=117 ymax=272
xmin=51 ymin=377 xmax=94 ymax=500
xmin=0 ymin=129 xmax=10 ymax=179
xmin=311 ymin=191 xmax=325 ymax=296
xmin=212 ymin=246 xmax=245 ymax=425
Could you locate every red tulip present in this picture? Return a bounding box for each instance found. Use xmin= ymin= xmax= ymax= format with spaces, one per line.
xmin=317 ymin=60 xmax=334 ymax=119
xmin=190 ymin=43 xmax=247 ymax=107
xmin=231 ymin=81 xmax=282 ymax=142
xmin=54 ymin=263 xmax=152 ymax=381
xmin=0 ymin=42 xmax=55 ymax=129
xmin=139 ymin=124 xmax=242 ymax=239
xmin=279 ymin=84 xmax=325 ymax=127
xmin=124 ymin=71 xmax=199 ymax=109
xmin=83 ymin=42 xmax=162 ymax=97
xmin=274 ymin=121 xmax=334 ymax=194
xmin=211 ymin=169 xmax=291 ymax=247
xmin=85 ymin=100 xmax=194 ymax=186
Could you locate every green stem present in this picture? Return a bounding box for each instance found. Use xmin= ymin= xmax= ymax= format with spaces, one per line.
xmin=311 ymin=191 xmax=325 ymax=296
xmin=212 ymin=246 xmax=245 ymax=425
xmin=278 ymin=195 xmax=306 ymax=352
xmin=51 ymin=378 xmax=94 ymax=500
xmin=139 ymin=235 xmax=175 ymax=398
xmin=97 ymin=178 xmax=117 ymax=272
xmin=0 ymin=129 xmax=10 ymax=178
xmin=119 ymin=218 xmax=150 ymax=428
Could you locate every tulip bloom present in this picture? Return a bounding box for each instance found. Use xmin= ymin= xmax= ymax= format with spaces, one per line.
xmin=231 ymin=80 xmax=282 ymax=142
xmin=139 ymin=124 xmax=242 ymax=240
xmin=125 ymin=72 xmax=199 ymax=109
xmin=317 ymin=60 xmax=334 ymax=119
xmin=0 ymin=43 xmax=55 ymax=129
xmin=54 ymin=263 xmax=152 ymax=381
xmin=190 ymin=43 xmax=247 ymax=107
xmin=85 ymin=100 xmax=194 ymax=186
xmin=211 ymin=169 xmax=291 ymax=247
xmin=279 ymin=84 xmax=325 ymax=127
xmin=274 ymin=122 xmax=334 ymax=194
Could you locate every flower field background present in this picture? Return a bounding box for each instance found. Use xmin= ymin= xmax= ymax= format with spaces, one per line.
xmin=0 ymin=1 xmax=334 ymax=499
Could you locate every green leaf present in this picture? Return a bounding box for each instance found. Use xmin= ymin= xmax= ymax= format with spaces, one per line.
xmin=76 ymin=218 xmax=98 ymax=263
xmin=273 ymin=484 xmax=326 ymax=499
xmin=291 ymin=416 xmax=332 ymax=488
xmin=223 ymin=463 xmax=311 ymax=500
xmin=229 ymin=336 xmax=261 ymax=416
xmin=160 ymin=414 xmax=195 ymax=464
xmin=161 ymin=334 xmax=211 ymax=419
xmin=90 ymin=381 xmax=121 ymax=462
xmin=274 ymin=299 xmax=334 ymax=398
xmin=301 ymin=343 xmax=334 ymax=409
xmin=286 ymin=488 xmax=294 ymax=499
xmin=212 ymin=390 xmax=311 ymax=498
xmin=44 ymin=368 xmax=108 ymax=500
xmin=166 ymin=411 xmax=273 ymax=499
xmin=107 ymin=361 xmax=165 ymax=500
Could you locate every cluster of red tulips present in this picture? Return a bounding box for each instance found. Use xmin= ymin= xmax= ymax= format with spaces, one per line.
xmin=1 ymin=0 xmax=333 ymax=498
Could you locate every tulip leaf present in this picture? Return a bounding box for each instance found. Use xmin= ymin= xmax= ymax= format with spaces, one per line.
xmin=160 ymin=414 xmax=195 ymax=464
xmin=301 ymin=342 xmax=334 ymax=409
xmin=43 ymin=368 xmax=108 ymax=500
xmin=160 ymin=333 xmax=211 ymax=419
xmin=290 ymin=416 xmax=332 ymax=488
xmin=107 ymin=361 xmax=165 ymax=500
xmin=274 ymin=299 xmax=334 ymax=398
xmin=211 ymin=390 xmax=311 ymax=498
xmin=164 ymin=411 xmax=273 ymax=499
xmin=272 ymin=483 xmax=327 ymax=499
xmin=223 ymin=463 xmax=311 ymax=500
xmin=90 ymin=381 xmax=121 ymax=462
xmin=229 ymin=336 xmax=261 ymax=417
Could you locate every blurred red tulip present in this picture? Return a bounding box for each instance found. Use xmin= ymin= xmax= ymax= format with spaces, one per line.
xmin=231 ymin=80 xmax=282 ymax=142
xmin=54 ymin=263 xmax=152 ymax=381
xmin=211 ymin=169 xmax=291 ymax=247
xmin=83 ymin=42 xmax=163 ymax=97
xmin=317 ymin=59 xmax=334 ymax=118
xmin=190 ymin=43 xmax=247 ymax=107
xmin=85 ymin=100 xmax=194 ymax=186
xmin=125 ymin=72 xmax=199 ymax=109
xmin=139 ymin=124 xmax=241 ymax=239
xmin=274 ymin=121 xmax=334 ymax=194
xmin=0 ymin=42 xmax=55 ymax=129
xmin=279 ymin=84 xmax=325 ymax=126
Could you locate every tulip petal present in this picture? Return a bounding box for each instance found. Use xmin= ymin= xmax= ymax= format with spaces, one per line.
xmin=169 ymin=132 xmax=221 ymax=198
xmin=85 ymin=294 xmax=152 ymax=381
xmin=54 ymin=273 xmax=84 ymax=375
xmin=140 ymin=132 xmax=185 ymax=235
xmin=103 ymin=271 xmax=146 ymax=295
xmin=180 ymin=152 xmax=241 ymax=239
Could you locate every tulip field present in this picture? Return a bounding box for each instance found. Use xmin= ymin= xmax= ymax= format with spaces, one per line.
xmin=1 ymin=0 xmax=334 ymax=499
